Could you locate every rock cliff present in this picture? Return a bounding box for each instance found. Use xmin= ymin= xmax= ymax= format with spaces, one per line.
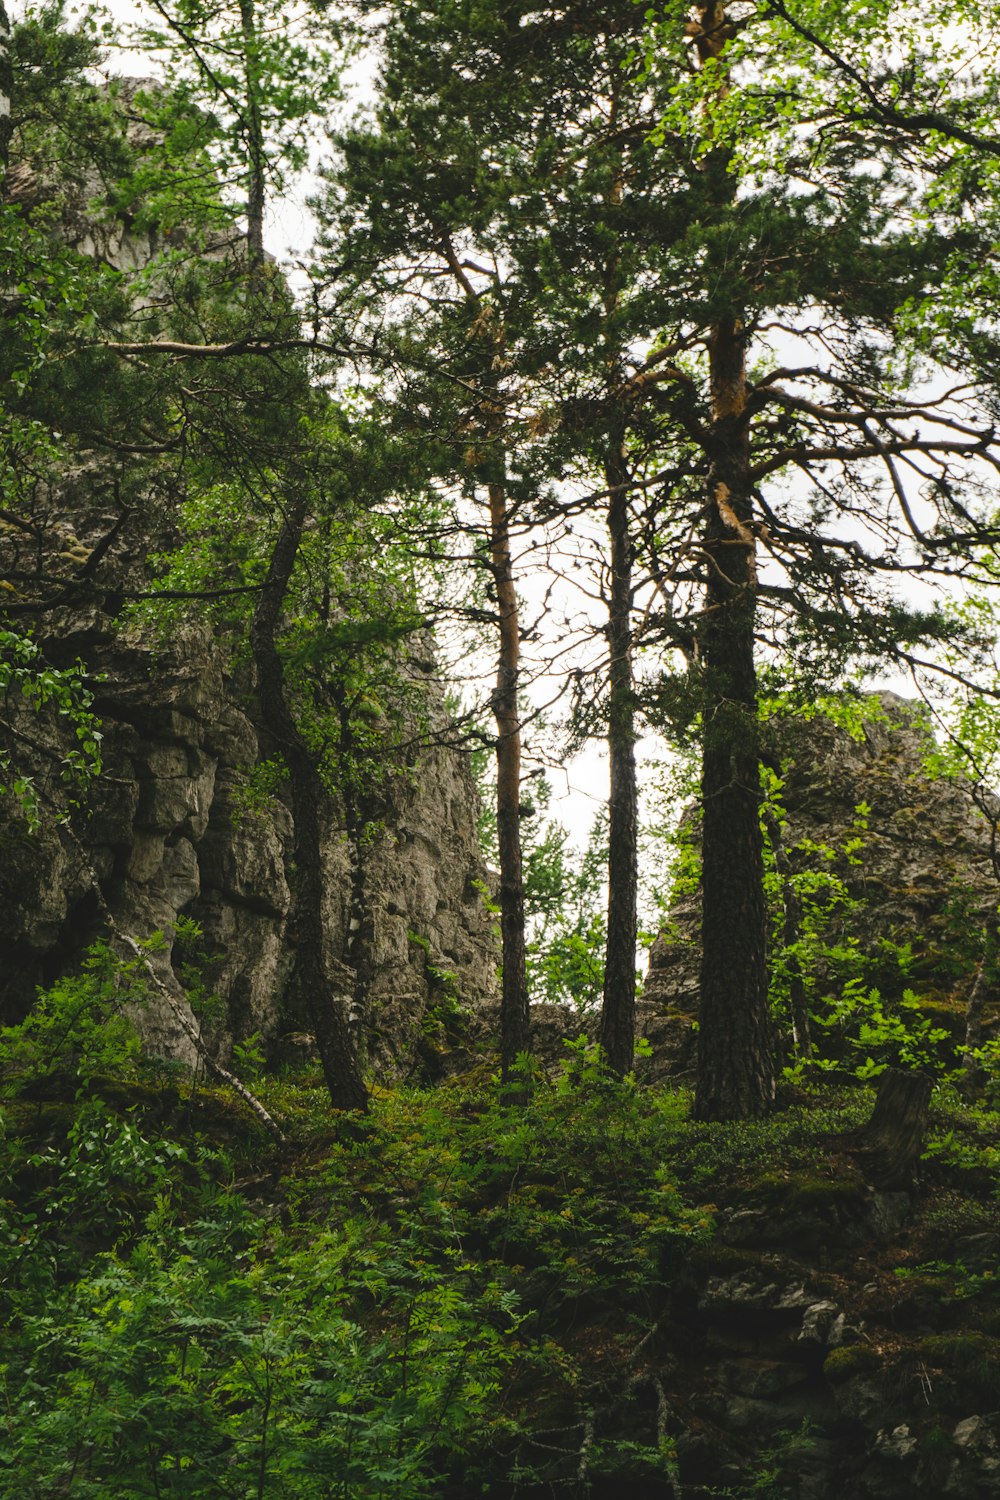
xmin=0 ymin=76 xmax=498 ymax=1076
xmin=0 ymin=615 xmax=497 ymax=1074
xmin=641 ymin=694 xmax=1000 ymax=1072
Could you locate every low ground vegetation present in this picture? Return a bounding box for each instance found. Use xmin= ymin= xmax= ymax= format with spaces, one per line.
xmin=1 ymin=955 xmax=999 ymax=1496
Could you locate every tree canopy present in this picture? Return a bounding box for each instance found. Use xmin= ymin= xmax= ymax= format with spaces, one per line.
xmin=3 ymin=0 xmax=1000 ymax=1120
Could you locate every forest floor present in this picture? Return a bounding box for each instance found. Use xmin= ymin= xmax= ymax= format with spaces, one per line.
xmin=2 ymin=1022 xmax=1000 ymax=1497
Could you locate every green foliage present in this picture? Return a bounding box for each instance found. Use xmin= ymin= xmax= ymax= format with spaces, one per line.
xmin=755 ymin=737 xmax=966 ymax=1083
xmin=921 ymin=1083 xmax=1000 ymax=1181
xmin=8 ymin=969 xmax=999 ymax=1498
xmin=895 ymin=1260 xmax=1000 ymax=1303
xmin=130 ymin=0 xmax=345 ymax=224
xmin=0 ymin=1085 xmax=520 ymax=1496
xmin=523 ymin=794 xmax=609 ymax=1010
xmin=0 ymin=963 xmax=727 ymax=1496
xmin=408 ymin=931 xmax=470 ymax=1042
xmin=661 ymin=1085 xmax=870 ymax=1194
xmin=0 ymin=1203 xmax=518 ymax=1498
xmin=0 ymin=941 xmax=145 ymax=1094
xmin=805 ymin=981 xmax=952 ymax=1081
xmin=0 ymin=629 xmax=103 ymax=828
xmin=732 ymin=1420 xmax=822 ymax=1500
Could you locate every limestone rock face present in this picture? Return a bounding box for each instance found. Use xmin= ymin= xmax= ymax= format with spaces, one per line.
xmin=0 ymin=624 xmax=498 ymax=1075
xmin=0 ymin=87 xmax=497 ymax=1075
xmin=642 ymin=694 xmax=1000 ymax=1066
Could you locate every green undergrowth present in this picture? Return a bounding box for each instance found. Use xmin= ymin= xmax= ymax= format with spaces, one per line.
xmin=0 ymin=1053 xmax=715 ymax=1497
xmin=0 ymin=1072 xmax=865 ymax=1495
xmin=2 ymin=993 xmax=1000 ymax=1496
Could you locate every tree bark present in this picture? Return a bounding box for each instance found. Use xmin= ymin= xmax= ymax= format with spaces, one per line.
xmin=691 ymin=1 xmax=776 ymax=1121
xmin=694 ymin=312 xmax=776 ymax=1120
xmin=238 ymin=0 xmax=266 ymax=270
xmin=250 ymin=496 xmax=368 ymax=1112
xmin=441 ymin=243 xmax=530 ymax=1089
xmin=0 ymin=2 xmax=13 ymax=187
xmin=489 ymin=478 xmax=530 ymax=1084
xmin=596 ymin=107 xmax=639 ymax=1078
xmin=602 ymin=433 xmax=638 ymax=1076
xmin=844 ymin=1068 xmax=932 ymax=1189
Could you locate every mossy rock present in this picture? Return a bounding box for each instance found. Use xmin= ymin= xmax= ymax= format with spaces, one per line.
xmin=824 ymin=1343 xmax=882 ymax=1383
xmin=684 ymin=1242 xmax=773 ymax=1277
xmin=915 ymin=1332 xmax=1000 ymax=1403
xmin=745 ymin=1169 xmax=868 ymax=1215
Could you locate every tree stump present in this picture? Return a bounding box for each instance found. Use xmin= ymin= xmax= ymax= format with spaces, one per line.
xmin=843 ymin=1068 xmax=933 ymax=1189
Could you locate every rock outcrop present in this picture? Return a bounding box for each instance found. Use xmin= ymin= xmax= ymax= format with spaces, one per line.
xmin=661 ymin=1175 xmax=1000 ymax=1500
xmin=642 ymin=694 xmax=1000 ymax=1071
xmin=0 ymin=618 xmax=497 ymax=1074
xmin=0 ymin=77 xmax=498 ymax=1076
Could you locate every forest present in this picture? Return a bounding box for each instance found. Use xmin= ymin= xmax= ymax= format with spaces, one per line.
xmin=2 ymin=0 xmax=1000 ymax=1494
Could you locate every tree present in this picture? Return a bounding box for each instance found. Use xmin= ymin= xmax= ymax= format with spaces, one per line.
xmin=318 ymin=0 xmax=1000 ymax=1117
xmin=131 ymin=0 xmax=341 ymax=267
xmin=0 ymin=3 xmax=382 ymax=1113
xmin=248 ymin=471 xmax=370 ymax=1112
xmin=318 ymin=72 xmax=539 ymax=1083
xmin=319 ymin=0 xmax=711 ymax=1080
xmin=637 ymin=0 xmax=1000 ymax=1116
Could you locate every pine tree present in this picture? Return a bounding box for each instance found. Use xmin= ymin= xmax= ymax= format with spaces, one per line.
xmin=640 ymin=0 xmax=1000 ymax=1116
xmin=318 ymin=0 xmax=1000 ymax=1116
xmin=0 ymin=3 xmax=378 ymax=1112
xmin=318 ymin=0 xmax=702 ymax=1077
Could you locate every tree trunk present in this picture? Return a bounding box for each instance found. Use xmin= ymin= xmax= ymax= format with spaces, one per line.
xmin=596 ymin=109 xmax=638 ymax=1078
xmin=844 ymin=1068 xmax=932 ymax=1189
xmin=690 ymin=2 xmax=775 ymax=1121
xmin=0 ymin=2 xmax=13 ymax=187
xmin=442 ymin=249 xmax=530 ymax=1089
xmin=488 ymin=478 xmax=530 ymax=1084
xmin=250 ymin=496 xmax=368 ymax=1113
xmin=602 ymin=434 xmax=638 ymax=1076
xmin=333 ymin=688 xmax=375 ymax=1067
xmin=694 ymin=313 xmax=776 ymax=1121
xmin=238 ymin=0 xmax=266 ymax=270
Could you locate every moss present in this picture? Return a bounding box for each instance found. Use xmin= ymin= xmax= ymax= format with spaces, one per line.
xmin=918 ymin=1332 xmax=1000 ymax=1361
xmin=746 ymin=1169 xmax=867 ymax=1214
xmin=824 ymin=1344 xmax=882 ymax=1382
xmin=919 ymin=1424 xmax=956 ymax=1457
xmin=916 ymin=1333 xmax=1000 ymax=1401
xmin=685 ymin=1242 xmax=770 ymax=1276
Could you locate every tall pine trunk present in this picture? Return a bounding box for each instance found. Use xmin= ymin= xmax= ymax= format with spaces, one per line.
xmin=238 ymin=0 xmax=265 ymax=270
xmin=442 ymin=248 xmax=531 ymax=1087
xmin=689 ymin=0 xmax=775 ymax=1119
xmin=597 ymin=113 xmax=639 ymax=1078
xmin=694 ymin=315 xmax=775 ymax=1119
xmin=0 ymin=2 xmax=11 ymax=186
xmin=250 ymin=497 xmax=369 ymax=1113
xmin=602 ymin=433 xmax=638 ymax=1076
xmin=489 ymin=477 xmax=530 ymax=1083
